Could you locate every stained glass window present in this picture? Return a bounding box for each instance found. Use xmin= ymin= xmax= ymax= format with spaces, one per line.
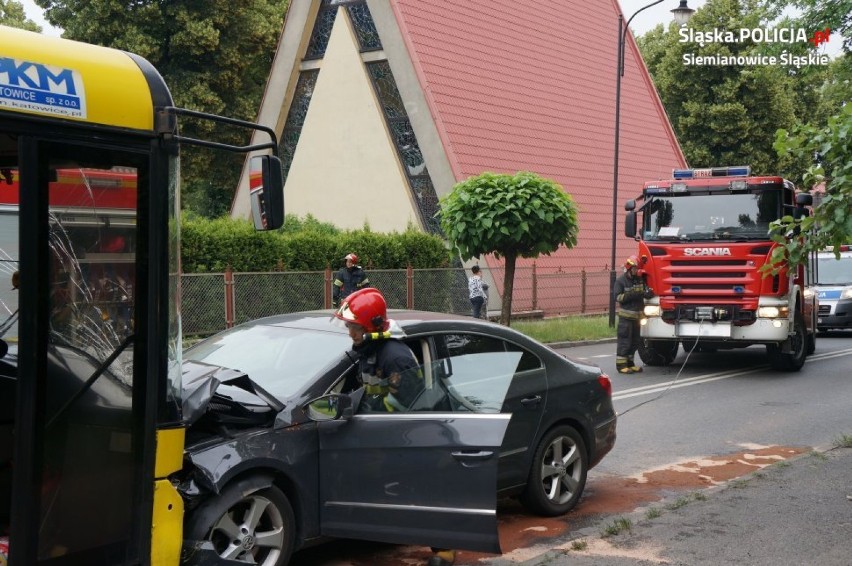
xmin=279 ymin=70 xmax=319 ymax=182
xmin=347 ymin=3 xmax=382 ymax=51
xmin=305 ymin=1 xmax=338 ymax=59
xmin=367 ymin=61 xmax=442 ymax=235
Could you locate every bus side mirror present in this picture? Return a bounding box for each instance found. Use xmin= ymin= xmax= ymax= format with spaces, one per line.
xmin=624 ymin=211 xmax=637 ymax=238
xmin=249 ymin=155 xmax=284 ymax=230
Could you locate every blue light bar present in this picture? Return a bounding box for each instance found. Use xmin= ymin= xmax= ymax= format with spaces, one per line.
xmin=672 ymin=166 xmax=751 ymax=179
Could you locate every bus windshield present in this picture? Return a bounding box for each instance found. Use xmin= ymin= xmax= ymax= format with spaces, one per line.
xmin=642 ymin=190 xmax=782 ymax=242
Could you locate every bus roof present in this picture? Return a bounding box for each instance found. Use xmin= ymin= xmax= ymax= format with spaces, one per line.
xmin=0 ymin=25 xmax=170 ymax=131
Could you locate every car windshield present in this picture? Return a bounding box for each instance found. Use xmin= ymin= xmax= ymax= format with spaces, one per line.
xmin=185 ymin=324 xmax=352 ymax=400
xmin=816 ymin=256 xmax=852 ymax=285
xmin=642 ymin=190 xmax=781 ymax=241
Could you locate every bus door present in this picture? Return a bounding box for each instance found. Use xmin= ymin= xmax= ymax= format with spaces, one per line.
xmin=3 ymin=127 xmax=156 ymax=565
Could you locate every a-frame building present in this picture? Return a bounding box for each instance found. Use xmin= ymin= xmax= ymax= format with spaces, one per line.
xmin=233 ymin=0 xmax=686 ymax=277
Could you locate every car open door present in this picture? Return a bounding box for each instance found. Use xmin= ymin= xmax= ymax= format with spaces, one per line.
xmin=315 ymin=409 xmax=509 ymax=553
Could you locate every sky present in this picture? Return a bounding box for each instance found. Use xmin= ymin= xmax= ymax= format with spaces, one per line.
xmin=20 ymin=0 xmax=840 ymax=55
xmin=22 ymin=0 xmax=705 ymax=37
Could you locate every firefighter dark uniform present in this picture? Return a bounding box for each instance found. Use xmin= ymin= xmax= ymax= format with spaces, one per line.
xmin=333 ymin=288 xmax=453 ymax=565
xmin=613 ymin=256 xmax=654 ymax=374
xmin=353 ymin=335 xmax=422 ymax=412
xmin=333 ymin=252 xmax=370 ymax=307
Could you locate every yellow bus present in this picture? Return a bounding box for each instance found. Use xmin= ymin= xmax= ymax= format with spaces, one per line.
xmin=0 ymin=25 xmax=282 ymax=565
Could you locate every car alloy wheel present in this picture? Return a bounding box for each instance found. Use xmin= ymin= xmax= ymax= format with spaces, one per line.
xmin=520 ymin=425 xmax=588 ymax=517
xmin=186 ymin=482 xmax=295 ymax=566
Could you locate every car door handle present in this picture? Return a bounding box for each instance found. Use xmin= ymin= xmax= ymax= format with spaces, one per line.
xmin=520 ymin=395 xmax=542 ymax=407
xmin=451 ymin=450 xmax=495 ymax=461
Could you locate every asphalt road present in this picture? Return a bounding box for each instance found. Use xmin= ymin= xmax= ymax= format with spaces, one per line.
xmin=290 ymin=331 xmax=852 ymax=566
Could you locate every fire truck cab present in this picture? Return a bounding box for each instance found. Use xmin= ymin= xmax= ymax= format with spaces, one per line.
xmin=624 ymin=166 xmax=817 ymax=371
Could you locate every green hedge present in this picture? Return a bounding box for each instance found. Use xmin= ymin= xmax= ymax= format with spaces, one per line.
xmin=181 ymin=215 xmax=451 ymax=273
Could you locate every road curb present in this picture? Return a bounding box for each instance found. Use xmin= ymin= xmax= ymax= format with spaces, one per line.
xmin=546 ymin=337 xmax=617 ymax=349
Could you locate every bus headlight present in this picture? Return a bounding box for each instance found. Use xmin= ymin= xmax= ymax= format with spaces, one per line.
xmin=644 ymin=305 xmax=661 ymax=317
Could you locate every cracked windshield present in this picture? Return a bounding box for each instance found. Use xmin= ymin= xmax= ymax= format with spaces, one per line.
xmin=0 ymin=159 xmax=138 ymax=386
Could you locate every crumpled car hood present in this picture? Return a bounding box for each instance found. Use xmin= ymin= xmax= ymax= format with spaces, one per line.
xmin=181 ymin=360 xmax=285 ymax=424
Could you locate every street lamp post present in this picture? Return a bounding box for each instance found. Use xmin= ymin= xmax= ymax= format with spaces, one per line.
xmin=608 ymin=0 xmax=694 ymax=327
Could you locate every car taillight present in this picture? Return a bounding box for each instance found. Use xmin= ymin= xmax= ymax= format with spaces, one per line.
xmin=598 ymin=373 xmax=612 ymax=396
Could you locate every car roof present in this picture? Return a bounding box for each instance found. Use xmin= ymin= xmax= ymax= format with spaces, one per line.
xmin=234 ymin=310 xmax=529 ymax=342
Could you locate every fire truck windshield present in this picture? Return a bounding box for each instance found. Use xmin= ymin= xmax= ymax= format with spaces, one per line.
xmin=642 ymin=190 xmax=782 ymax=241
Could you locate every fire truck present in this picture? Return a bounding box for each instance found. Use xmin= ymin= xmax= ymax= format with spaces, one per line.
xmin=623 ymin=166 xmax=817 ymax=371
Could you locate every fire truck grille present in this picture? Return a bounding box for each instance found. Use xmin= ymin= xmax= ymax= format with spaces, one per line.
xmin=670 ymin=260 xmax=747 ymax=267
xmin=671 ymin=272 xmax=747 ymax=278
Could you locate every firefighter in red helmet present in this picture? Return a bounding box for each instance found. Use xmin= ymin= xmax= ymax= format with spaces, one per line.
xmin=332 ymin=288 xmax=456 ymax=565
xmin=333 ymin=288 xmax=423 ymax=412
xmin=613 ymin=255 xmax=654 ymax=374
xmin=332 ymin=252 xmax=370 ymax=308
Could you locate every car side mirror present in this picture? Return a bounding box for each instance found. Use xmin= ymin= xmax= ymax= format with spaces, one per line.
xmin=249 ymin=155 xmax=284 ymax=230
xmin=305 ymin=393 xmax=350 ymax=421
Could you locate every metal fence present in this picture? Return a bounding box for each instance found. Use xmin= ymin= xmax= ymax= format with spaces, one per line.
xmin=181 ymin=265 xmax=614 ymax=336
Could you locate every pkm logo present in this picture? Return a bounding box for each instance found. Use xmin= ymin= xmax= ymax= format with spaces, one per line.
xmin=683 ymin=247 xmax=732 ymax=256
xmin=0 ymin=58 xmax=87 ymax=118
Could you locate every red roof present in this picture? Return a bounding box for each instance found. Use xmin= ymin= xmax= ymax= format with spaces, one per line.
xmin=391 ymin=0 xmax=686 ymax=276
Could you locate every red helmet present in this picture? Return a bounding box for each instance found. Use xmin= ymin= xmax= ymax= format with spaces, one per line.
xmin=334 ymin=288 xmax=388 ymax=332
xmin=344 ymin=253 xmax=359 ymax=264
xmin=624 ymin=255 xmax=640 ymax=269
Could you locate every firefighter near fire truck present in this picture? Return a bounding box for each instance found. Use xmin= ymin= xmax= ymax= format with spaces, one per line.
xmin=623 ymin=166 xmax=817 ymax=371
xmin=613 ymin=255 xmax=654 ymax=374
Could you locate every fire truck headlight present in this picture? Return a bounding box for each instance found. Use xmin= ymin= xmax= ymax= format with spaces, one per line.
xmin=644 ymin=305 xmax=661 ymax=317
xmin=758 ymin=306 xmax=789 ymax=318
xmin=803 ymin=288 xmax=815 ymax=299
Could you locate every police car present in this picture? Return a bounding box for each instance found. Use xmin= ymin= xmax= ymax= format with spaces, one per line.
xmin=812 ymin=246 xmax=852 ymax=331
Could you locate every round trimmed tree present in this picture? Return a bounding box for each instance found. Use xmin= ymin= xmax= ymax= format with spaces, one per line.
xmin=439 ymin=171 xmax=579 ymax=325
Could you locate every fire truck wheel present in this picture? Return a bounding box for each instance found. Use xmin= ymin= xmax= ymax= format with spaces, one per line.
xmin=638 ymin=340 xmax=678 ymax=366
xmin=766 ymin=312 xmax=807 ymax=372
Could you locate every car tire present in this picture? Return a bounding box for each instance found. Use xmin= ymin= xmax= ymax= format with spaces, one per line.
xmin=520 ymin=425 xmax=588 ymax=517
xmin=185 ymin=480 xmax=295 ymax=566
xmin=638 ymin=339 xmax=679 ymax=366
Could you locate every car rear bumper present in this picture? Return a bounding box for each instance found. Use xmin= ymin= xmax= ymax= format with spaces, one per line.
xmin=590 ymin=414 xmax=617 ymax=468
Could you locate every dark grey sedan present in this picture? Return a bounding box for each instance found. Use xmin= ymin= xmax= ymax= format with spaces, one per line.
xmin=176 ymin=311 xmax=617 ymax=566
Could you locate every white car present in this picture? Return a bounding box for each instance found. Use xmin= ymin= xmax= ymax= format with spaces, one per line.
xmin=812 ymin=247 xmax=852 ymax=331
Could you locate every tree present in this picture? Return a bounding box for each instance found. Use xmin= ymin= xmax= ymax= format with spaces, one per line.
xmin=35 ymin=0 xmax=288 ymax=217
xmin=0 ymin=0 xmax=41 ymax=31
xmin=439 ymin=172 xmax=579 ymax=326
xmin=767 ymin=104 xmax=852 ymax=270
xmin=766 ymin=0 xmax=852 ymax=52
xmin=637 ymin=0 xmax=804 ymax=176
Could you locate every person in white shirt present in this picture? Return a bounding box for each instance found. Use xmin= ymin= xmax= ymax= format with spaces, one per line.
xmin=468 ymin=265 xmax=489 ymax=319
